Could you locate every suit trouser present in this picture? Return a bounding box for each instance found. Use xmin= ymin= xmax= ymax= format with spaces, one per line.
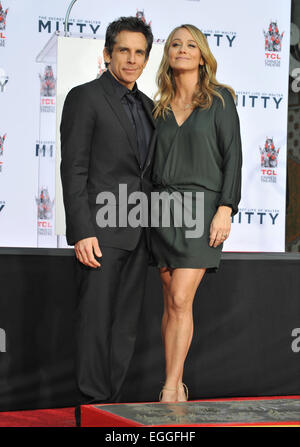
xmin=75 ymin=230 xmax=149 ymax=404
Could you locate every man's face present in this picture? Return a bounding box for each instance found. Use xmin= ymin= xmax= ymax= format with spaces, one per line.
xmin=104 ymin=30 xmax=149 ymax=90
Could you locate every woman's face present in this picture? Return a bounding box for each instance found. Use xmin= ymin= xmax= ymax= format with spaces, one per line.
xmin=168 ymin=27 xmax=204 ymax=73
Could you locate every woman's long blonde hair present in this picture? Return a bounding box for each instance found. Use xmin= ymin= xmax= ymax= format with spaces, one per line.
xmin=153 ymin=24 xmax=236 ymax=119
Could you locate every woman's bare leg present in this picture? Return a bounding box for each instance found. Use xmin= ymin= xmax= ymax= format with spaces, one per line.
xmin=160 ymin=268 xmax=206 ymax=402
xmin=159 ymin=268 xmax=174 ymax=399
xmin=160 ymin=268 xmax=172 ymax=347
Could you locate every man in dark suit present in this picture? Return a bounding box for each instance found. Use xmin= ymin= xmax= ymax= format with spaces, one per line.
xmin=60 ymin=17 xmax=155 ymax=406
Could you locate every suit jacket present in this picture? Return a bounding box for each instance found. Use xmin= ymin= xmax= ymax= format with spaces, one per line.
xmin=60 ymin=70 xmax=156 ymax=249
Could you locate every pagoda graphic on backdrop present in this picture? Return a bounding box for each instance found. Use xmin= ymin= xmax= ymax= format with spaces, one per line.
xmin=264 ymin=21 xmax=284 ymax=52
xmin=0 ymin=2 xmax=8 ymax=30
xmin=39 ymin=65 xmax=56 ymax=97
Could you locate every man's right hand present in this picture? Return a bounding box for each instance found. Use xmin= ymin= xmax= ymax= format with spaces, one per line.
xmin=74 ymin=237 xmax=102 ymax=268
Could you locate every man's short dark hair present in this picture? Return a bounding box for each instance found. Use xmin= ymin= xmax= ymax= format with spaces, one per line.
xmin=104 ymin=16 xmax=153 ymax=67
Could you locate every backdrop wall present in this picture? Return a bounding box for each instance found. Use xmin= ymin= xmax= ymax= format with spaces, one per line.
xmin=0 ymin=0 xmax=292 ymax=251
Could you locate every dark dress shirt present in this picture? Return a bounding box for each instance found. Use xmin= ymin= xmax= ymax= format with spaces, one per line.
xmin=106 ymin=69 xmax=152 ymax=168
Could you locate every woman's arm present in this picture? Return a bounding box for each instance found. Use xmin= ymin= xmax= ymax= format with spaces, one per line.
xmin=215 ymin=87 xmax=243 ymax=216
xmin=209 ymin=88 xmax=243 ymax=247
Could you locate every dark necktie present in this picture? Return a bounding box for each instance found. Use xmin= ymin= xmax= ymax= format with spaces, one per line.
xmin=125 ymin=91 xmax=148 ymax=168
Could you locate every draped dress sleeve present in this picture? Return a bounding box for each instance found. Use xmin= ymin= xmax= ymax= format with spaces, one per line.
xmin=214 ymin=88 xmax=243 ymax=216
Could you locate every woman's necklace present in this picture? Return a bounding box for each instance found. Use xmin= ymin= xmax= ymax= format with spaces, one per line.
xmin=172 ymin=100 xmax=192 ymax=110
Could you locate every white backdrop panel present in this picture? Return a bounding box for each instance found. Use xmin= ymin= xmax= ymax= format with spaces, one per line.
xmin=0 ymin=0 xmax=291 ymax=251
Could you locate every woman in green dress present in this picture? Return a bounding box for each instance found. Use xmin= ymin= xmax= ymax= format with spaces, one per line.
xmin=151 ymin=24 xmax=242 ymax=403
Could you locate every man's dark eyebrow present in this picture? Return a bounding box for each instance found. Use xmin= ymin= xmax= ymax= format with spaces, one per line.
xmin=117 ymin=46 xmax=146 ymax=52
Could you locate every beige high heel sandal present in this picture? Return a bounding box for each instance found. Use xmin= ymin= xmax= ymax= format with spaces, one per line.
xmin=178 ymin=382 xmax=189 ymax=400
xmin=159 ymin=386 xmax=177 ymax=402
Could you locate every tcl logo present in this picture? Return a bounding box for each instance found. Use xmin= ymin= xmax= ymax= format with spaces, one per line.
xmin=265 ymin=53 xmax=281 ymax=60
xmin=41 ymin=98 xmax=55 ymax=105
xmin=38 ymin=221 xmax=52 ymax=228
xmin=261 ymin=169 xmax=277 ymax=175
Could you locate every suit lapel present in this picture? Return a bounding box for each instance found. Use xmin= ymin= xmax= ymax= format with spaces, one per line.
xmin=142 ymin=128 xmax=156 ymax=172
xmin=138 ymin=92 xmax=156 ymax=128
xmin=98 ymin=71 xmax=141 ymax=166
xmin=98 ymin=71 xmax=156 ymax=171
xmin=138 ymin=92 xmax=156 ymax=172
